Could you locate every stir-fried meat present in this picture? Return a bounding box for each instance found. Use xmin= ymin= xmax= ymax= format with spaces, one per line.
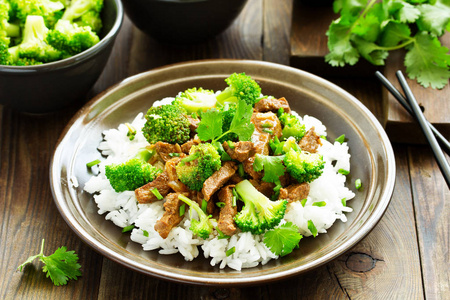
xmin=254 ymin=97 xmax=291 ymax=114
xmin=249 ymin=179 xmax=276 ymax=198
xmin=223 ymin=141 xmax=255 ymax=162
xmin=298 ymin=127 xmax=322 ymax=153
xmin=228 ymin=173 xmax=244 ymax=184
xmin=202 ymin=161 xmax=238 ymax=201
xmin=154 ymin=142 xmax=182 ymax=163
xmin=250 ymin=112 xmax=282 ymax=155
xmin=135 ymin=171 xmax=171 ymax=203
xmin=242 ymin=156 xmax=262 ymax=180
xmin=180 ymin=135 xmax=201 ymax=154
xmin=154 ymin=192 xmax=185 ymax=239
xmin=165 ymin=156 xmax=189 ymax=193
xmin=217 ymin=185 xmax=238 ymax=236
xmin=251 ymin=112 xmax=282 ymax=139
xmin=278 ymin=182 xmax=310 ymax=203
xmin=189 ymin=190 xmax=216 ymax=216
xmin=187 ymin=115 xmax=200 ymax=132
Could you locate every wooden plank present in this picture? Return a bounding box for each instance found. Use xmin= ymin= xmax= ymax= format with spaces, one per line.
xmin=408 ymin=146 xmax=450 ymax=299
xmin=383 ymin=35 xmax=450 ymax=144
xmin=0 ymin=110 xmax=104 ymax=299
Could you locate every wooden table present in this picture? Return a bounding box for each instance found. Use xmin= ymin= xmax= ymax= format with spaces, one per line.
xmin=1 ymin=0 xmax=448 ymax=299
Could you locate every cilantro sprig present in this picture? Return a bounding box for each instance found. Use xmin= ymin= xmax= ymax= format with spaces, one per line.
xmin=326 ymin=0 xmax=450 ymax=89
xmin=253 ymin=154 xmax=286 ymax=184
xmin=17 ymin=239 xmax=82 ymax=286
xmin=197 ymin=102 xmax=255 ymax=142
xmin=263 ymin=222 xmax=303 ymax=257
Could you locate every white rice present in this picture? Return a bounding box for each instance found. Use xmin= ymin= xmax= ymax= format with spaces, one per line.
xmin=83 ymin=101 xmax=355 ymax=271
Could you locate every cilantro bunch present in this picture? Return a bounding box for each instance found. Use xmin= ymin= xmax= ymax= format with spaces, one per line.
xmin=326 ymin=0 xmax=450 ymax=89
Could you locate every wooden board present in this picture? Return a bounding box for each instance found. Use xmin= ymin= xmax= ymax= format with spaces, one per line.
xmin=289 ymin=1 xmax=450 ymax=144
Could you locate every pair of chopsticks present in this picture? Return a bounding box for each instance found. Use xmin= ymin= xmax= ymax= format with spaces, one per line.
xmin=375 ymin=70 xmax=450 ymax=189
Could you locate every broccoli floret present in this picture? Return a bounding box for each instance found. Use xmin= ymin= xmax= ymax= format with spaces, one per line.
xmin=278 ymin=111 xmax=306 ymax=141
xmin=234 ymin=180 xmax=288 ymax=235
xmin=9 ymin=0 xmax=65 ymax=28
xmin=142 ymin=104 xmax=191 ymax=145
xmin=0 ymin=0 xmax=20 ymax=40
xmin=46 ymin=19 xmax=99 ymax=55
xmin=178 ymin=194 xmax=213 ymax=239
xmin=216 ymin=103 xmax=238 ymax=142
xmin=61 ymin=0 xmax=103 ymax=33
xmin=284 ymin=149 xmax=325 ymax=183
xmin=105 ymin=148 xmax=161 ymax=193
xmin=216 ymin=72 xmax=262 ymax=106
xmin=7 ymin=15 xmax=62 ymax=64
xmin=175 ymin=143 xmax=221 ymax=191
xmin=172 ymin=87 xmax=217 ymax=114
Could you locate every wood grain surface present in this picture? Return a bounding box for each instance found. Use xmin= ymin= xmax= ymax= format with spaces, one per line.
xmin=1 ymin=0 xmax=448 ymax=299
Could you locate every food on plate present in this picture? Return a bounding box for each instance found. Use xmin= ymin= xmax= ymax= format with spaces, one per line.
xmin=0 ymin=0 xmax=103 ymax=66
xmin=84 ymin=73 xmax=357 ymax=270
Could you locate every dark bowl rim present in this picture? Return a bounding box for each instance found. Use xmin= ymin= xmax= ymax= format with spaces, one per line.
xmin=0 ymin=0 xmax=124 ymax=72
xmin=50 ymin=59 xmax=396 ymax=286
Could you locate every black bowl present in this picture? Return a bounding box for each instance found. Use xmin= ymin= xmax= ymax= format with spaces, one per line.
xmin=0 ymin=0 xmax=124 ymax=114
xmin=122 ymin=0 xmax=249 ymax=44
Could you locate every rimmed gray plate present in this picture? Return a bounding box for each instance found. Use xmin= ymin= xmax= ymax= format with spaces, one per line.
xmin=50 ymin=59 xmax=395 ymax=286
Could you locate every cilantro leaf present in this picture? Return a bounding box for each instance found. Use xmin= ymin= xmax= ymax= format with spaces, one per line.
xmin=17 ymin=239 xmax=82 ymax=286
xmin=263 ymin=222 xmax=303 ymax=257
xmin=197 ymin=101 xmax=255 ymax=143
xmin=417 ymin=1 xmax=450 ymax=36
xmin=253 ymin=154 xmax=286 ymax=184
xmin=405 ymin=32 xmax=450 ymax=89
xmin=325 ymin=21 xmax=360 ymax=67
xmin=197 ymin=109 xmax=223 ymax=142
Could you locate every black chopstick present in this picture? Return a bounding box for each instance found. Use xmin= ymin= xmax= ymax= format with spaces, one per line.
xmin=395 ymin=71 xmax=450 ymax=189
xmin=375 ymin=71 xmax=450 ymax=156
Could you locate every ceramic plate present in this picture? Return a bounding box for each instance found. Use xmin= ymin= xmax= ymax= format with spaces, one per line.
xmin=50 ymin=59 xmax=395 ymax=286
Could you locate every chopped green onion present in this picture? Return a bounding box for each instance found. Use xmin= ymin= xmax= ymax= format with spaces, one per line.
xmin=238 ymin=163 xmax=245 ymax=178
xmin=122 ymin=225 xmax=135 ymax=233
xmin=142 ymin=230 xmax=149 ymax=237
xmin=341 ymin=198 xmax=347 ymax=207
xmin=86 ymin=159 xmax=101 ymax=168
xmin=232 ymin=196 xmax=237 ymax=207
xmin=227 ymin=141 xmax=235 ymax=149
xmin=168 ymin=152 xmax=181 ymax=157
xmin=125 ymin=123 xmax=136 ymax=141
xmin=216 ymin=202 xmax=225 ymax=208
xmin=262 ymin=122 xmax=272 ymax=128
xmin=312 ymin=201 xmax=326 ymax=207
xmin=355 ymin=179 xmax=362 ymax=190
xmin=151 ymin=188 xmax=164 ymax=200
xmin=335 ymin=134 xmax=346 ymax=144
xmin=307 ymin=220 xmax=318 ymax=237
xmin=179 ymin=204 xmax=186 ymax=216
xmin=320 ymin=135 xmax=327 ymax=140
xmin=338 ymin=169 xmax=350 ymax=175
xmin=226 ymin=246 xmax=236 ymax=257
xmin=216 ymin=228 xmax=230 ymax=240
xmin=263 ymin=128 xmax=273 ymax=134
xmin=201 ymin=199 xmax=208 ymax=213
xmin=300 ymin=198 xmax=307 ymax=207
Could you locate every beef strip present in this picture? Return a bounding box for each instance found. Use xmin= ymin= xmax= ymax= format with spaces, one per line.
xmin=298 ymin=127 xmax=322 ymax=153
xmin=254 ymin=97 xmax=291 ymax=114
xmin=154 ymin=192 xmax=185 ymax=239
xmin=135 ymin=171 xmax=171 ymax=204
xmin=249 ymin=179 xmax=275 ymax=198
xmin=164 ymin=156 xmax=189 ymax=193
xmin=180 ymin=135 xmax=201 ymax=153
xmin=202 ymin=161 xmax=238 ymax=201
xmin=223 ymin=141 xmax=255 ymax=162
xmin=217 ymin=185 xmax=238 ymax=236
xmin=154 ymin=142 xmax=182 ymax=163
xmin=187 ymin=115 xmax=200 ymax=132
xmin=250 ymin=112 xmax=282 ymax=155
xmin=278 ymin=182 xmax=310 ymax=203
xmin=242 ymin=156 xmax=262 ymax=180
